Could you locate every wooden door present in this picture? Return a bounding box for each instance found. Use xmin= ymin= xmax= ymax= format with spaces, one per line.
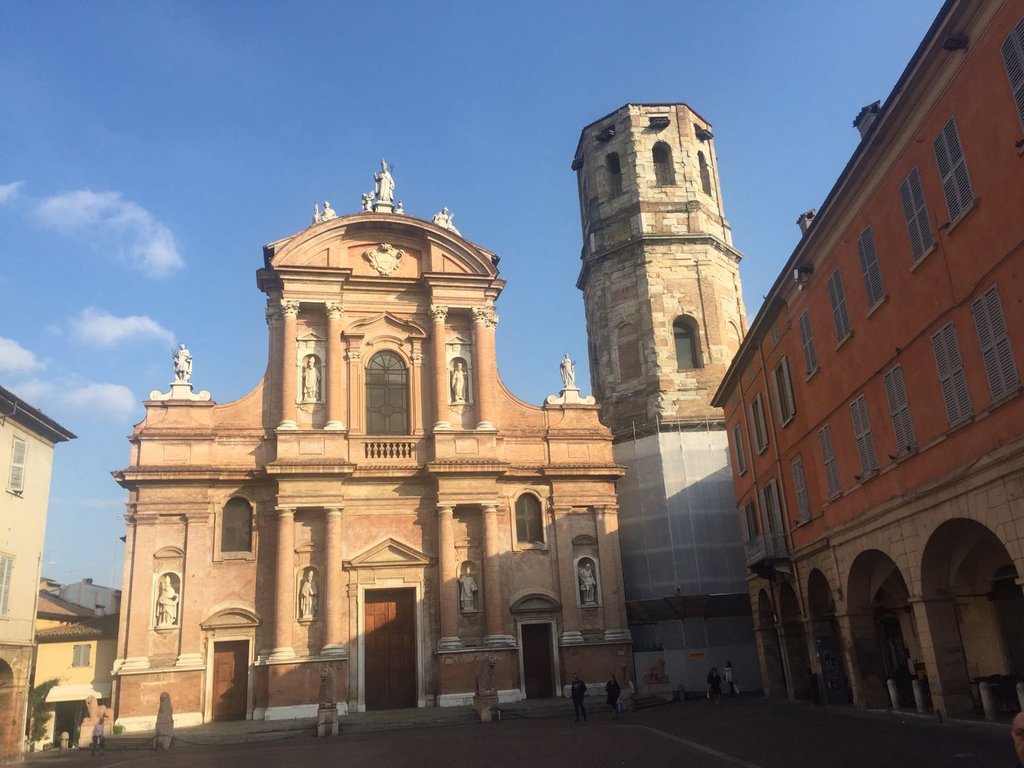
xmin=521 ymin=623 xmax=554 ymax=698
xmin=364 ymin=589 xmax=416 ymax=709
xmin=212 ymin=640 xmax=248 ymax=721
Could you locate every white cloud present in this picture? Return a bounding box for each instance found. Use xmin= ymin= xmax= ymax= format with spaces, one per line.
xmin=34 ymin=189 xmax=184 ymax=277
xmin=0 ymin=181 xmax=23 ymax=204
xmin=71 ymin=307 xmax=174 ymax=348
xmin=0 ymin=337 xmax=45 ymax=373
xmin=64 ymin=383 xmax=137 ymax=418
xmin=4 ymin=378 xmax=55 ymax=403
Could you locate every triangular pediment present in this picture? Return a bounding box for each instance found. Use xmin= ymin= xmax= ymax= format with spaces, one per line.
xmin=345 ymin=537 xmax=433 ymax=569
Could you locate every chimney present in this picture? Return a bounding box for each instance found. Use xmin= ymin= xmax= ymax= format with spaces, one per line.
xmin=853 ymin=101 xmax=881 ymax=139
xmin=796 ymin=209 xmax=817 ymax=235
xmin=84 ymin=578 xmax=93 ymax=584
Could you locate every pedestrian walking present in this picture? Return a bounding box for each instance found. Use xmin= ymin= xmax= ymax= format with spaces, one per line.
xmin=724 ymin=661 xmax=737 ymax=696
xmin=706 ymin=666 xmax=722 ymax=704
xmin=90 ymin=717 xmax=105 ymax=756
xmin=570 ymin=673 xmax=587 ymax=722
xmin=605 ymin=674 xmax=621 ymax=719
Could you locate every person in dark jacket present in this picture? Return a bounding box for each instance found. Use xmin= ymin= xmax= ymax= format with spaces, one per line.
xmin=570 ymin=673 xmax=587 ymax=722
xmin=707 ymin=667 xmax=722 ymax=704
xmin=605 ymin=674 xmax=621 ymax=719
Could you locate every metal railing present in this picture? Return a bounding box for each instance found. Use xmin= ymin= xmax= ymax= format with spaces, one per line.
xmin=744 ymin=530 xmax=788 ymax=565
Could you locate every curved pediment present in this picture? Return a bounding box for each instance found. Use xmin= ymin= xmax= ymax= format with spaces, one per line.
xmin=200 ymin=606 xmax=261 ymax=630
xmin=264 ymin=213 xmax=500 ymax=280
xmin=510 ymin=590 xmax=562 ymax=613
xmin=346 ymin=312 xmax=428 ymax=342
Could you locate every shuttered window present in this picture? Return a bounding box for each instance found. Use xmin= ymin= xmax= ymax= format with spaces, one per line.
xmin=771 ymin=356 xmax=796 ymax=425
xmin=931 ymin=323 xmax=973 ymax=427
xmin=971 ymin=285 xmax=1020 ymax=402
xmin=1002 ymin=16 xmax=1024 ymax=129
xmin=751 ymin=394 xmax=769 ymax=453
xmin=883 ymin=364 xmax=917 ymax=456
xmin=72 ymin=644 xmax=92 ymax=667
xmin=857 ymin=227 xmax=885 ymax=307
xmin=932 ymin=117 xmax=974 ymax=223
xmin=818 ymin=424 xmax=841 ymax=498
xmin=799 ymin=310 xmax=818 ymax=375
xmin=0 ymin=556 xmax=12 ymax=616
xmin=827 ymin=269 xmax=852 ymax=342
xmin=849 ymin=395 xmax=878 ymax=476
xmin=791 ymin=456 xmax=811 ymax=525
xmin=741 ymin=501 xmax=758 ymax=544
xmin=8 ymin=437 xmax=27 ymax=494
xmin=759 ymin=479 xmax=783 ymax=539
xmin=732 ymin=424 xmax=748 ymax=476
xmin=898 ymin=168 xmax=934 ymax=262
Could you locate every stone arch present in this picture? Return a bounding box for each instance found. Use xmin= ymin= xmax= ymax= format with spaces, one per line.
xmin=0 ymin=657 xmax=18 ymax=761
xmin=846 ymin=549 xmax=918 ymax=709
xmin=756 ymin=589 xmax=787 ymax=697
xmin=806 ymin=568 xmax=851 ymax=704
xmin=778 ymin=581 xmax=811 ymax=699
xmin=652 ymin=141 xmax=675 ymax=186
xmin=919 ymin=517 xmax=1023 ymax=717
xmin=673 ymin=315 xmax=703 ymax=370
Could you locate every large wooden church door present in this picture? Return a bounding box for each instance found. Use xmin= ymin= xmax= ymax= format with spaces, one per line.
xmin=521 ymin=623 xmax=554 ymax=698
xmin=211 ymin=640 xmax=248 ymax=721
xmin=364 ymin=589 xmax=416 ymax=709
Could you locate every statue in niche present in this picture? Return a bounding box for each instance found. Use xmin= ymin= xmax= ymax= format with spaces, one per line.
xmin=300 ymin=569 xmax=318 ymax=619
xmin=173 ymin=344 xmax=192 ymax=383
xmin=156 ymin=574 xmax=179 ymax=626
xmin=374 ymin=159 xmax=395 ymax=204
xmin=459 ymin=563 xmax=478 ymax=612
xmin=560 ymin=353 xmax=575 ymax=389
xmin=450 ymin=359 xmax=467 ymax=403
xmin=302 ymin=355 xmax=321 ymax=402
xmin=578 ymin=561 xmax=596 ymax=604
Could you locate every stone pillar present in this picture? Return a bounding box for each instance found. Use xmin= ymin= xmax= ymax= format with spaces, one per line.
xmin=430 ymin=305 xmax=451 ymax=430
xmin=279 ymin=300 xmax=300 ymax=430
xmin=437 ymin=504 xmax=461 ymax=650
xmin=175 ymin=513 xmax=206 ymax=667
xmin=346 ymin=348 xmax=363 ymax=433
xmin=325 ymin=302 xmax=346 ymax=430
xmin=471 ymin=307 xmax=497 ymax=430
xmin=323 ymin=507 xmax=345 ymax=656
xmin=270 ymin=507 xmax=296 ymax=660
xmin=910 ymin=596 xmax=973 ymax=718
xmin=266 ymin=302 xmax=283 ymax=426
xmin=481 ymin=503 xmax=511 ymax=646
xmin=596 ymin=505 xmax=631 ymax=642
xmin=553 ymin=503 xmax=582 ymax=644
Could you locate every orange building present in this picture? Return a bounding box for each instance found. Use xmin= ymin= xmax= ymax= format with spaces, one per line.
xmin=713 ymin=0 xmax=1024 ymax=719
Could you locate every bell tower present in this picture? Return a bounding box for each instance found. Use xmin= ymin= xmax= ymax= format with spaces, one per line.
xmin=573 ymin=103 xmax=746 ymax=439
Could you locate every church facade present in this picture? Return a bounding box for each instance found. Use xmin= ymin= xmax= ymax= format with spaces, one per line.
xmin=111 ymin=177 xmax=631 ymax=728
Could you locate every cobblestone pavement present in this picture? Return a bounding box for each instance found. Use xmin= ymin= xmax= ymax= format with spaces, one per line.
xmin=29 ymin=697 xmax=1012 ymax=768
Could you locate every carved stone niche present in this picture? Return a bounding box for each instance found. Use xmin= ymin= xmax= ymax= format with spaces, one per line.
xmin=297 ymin=332 xmax=326 ymax=427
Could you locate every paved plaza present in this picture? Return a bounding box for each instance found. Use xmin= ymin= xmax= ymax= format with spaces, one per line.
xmin=28 ymin=697 xmax=1012 ymax=768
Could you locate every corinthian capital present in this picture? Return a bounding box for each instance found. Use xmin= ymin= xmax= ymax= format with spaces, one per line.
xmin=281 ymin=300 xmax=300 ymax=319
xmin=429 ymin=304 xmax=448 ymax=323
xmin=325 ymin=301 xmax=344 ymax=320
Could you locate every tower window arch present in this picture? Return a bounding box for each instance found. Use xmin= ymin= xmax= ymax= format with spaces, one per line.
xmin=674 ymin=316 xmax=703 ymax=370
xmin=365 ymin=351 xmax=409 ymax=435
xmin=653 ymin=142 xmax=675 ymax=186
xmin=616 ymin=323 xmax=642 ymax=381
xmin=606 ymin=152 xmax=623 ymax=196
xmin=222 ymin=498 xmax=253 ymax=553
xmin=698 ymin=151 xmax=713 ymax=196
xmin=515 ymin=493 xmax=544 ymax=544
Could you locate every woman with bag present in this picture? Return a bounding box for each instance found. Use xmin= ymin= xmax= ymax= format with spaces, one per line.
xmin=605 ymin=674 xmax=621 ymax=719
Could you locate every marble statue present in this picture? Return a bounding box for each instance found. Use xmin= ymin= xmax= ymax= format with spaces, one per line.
xmin=313 ymin=202 xmax=320 ymax=225
xmin=560 ymin=353 xmax=575 ymax=389
xmin=300 ymin=569 xmax=318 ymax=619
xmin=156 ymin=574 xmax=179 ymax=626
xmin=450 ymin=360 xmax=467 ymax=403
xmin=432 ymin=207 xmax=461 ymax=235
xmin=578 ymin=561 xmax=596 ymax=604
xmin=459 ymin=564 xmax=478 ymax=611
xmin=302 ymin=355 xmax=321 ymax=402
xmin=374 ymin=159 xmax=395 ymax=204
xmin=155 ymin=692 xmax=174 ymax=750
xmin=173 ymin=344 xmax=192 ymax=384
xmin=321 ymin=201 xmax=337 ymax=221
xmin=395 ymin=200 xmax=404 ymax=214
xmin=361 ymin=192 xmax=373 ymax=212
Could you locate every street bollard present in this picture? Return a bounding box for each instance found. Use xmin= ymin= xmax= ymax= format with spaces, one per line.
xmin=886 ymin=678 xmax=900 ymax=710
xmin=912 ymin=679 xmax=926 ymax=713
xmin=978 ymin=681 xmax=996 ymax=721
xmin=59 ymin=732 xmax=69 ymax=752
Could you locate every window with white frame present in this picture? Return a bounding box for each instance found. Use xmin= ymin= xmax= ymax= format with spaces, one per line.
xmin=750 ymin=393 xmax=769 ymax=454
xmin=849 ymin=395 xmax=878 ymax=477
xmin=898 ymin=167 xmax=934 ymax=262
xmin=0 ymin=555 xmax=11 ymax=616
xmin=732 ymin=423 xmax=748 ymax=476
xmin=72 ymin=644 xmax=91 ymax=667
xmin=932 ymin=117 xmax=974 ymax=223
xmin=971 ymin=285 xmax=1020 ymax=402
xmin=771 ymin=356 xmax=796 ymax=425
xmin=1001 ymin=16 xmax=1024 ymax=130
xmin=883 ymin=364 xmax=917 ymax=456
xmin=857 ymin=227 xmax=885 ymax=307
xmin=8 ymin=437 xmax=27 ymax=495
xmin=818 ymin=424 xmax=841 ymax=498
xmin=827 ymin=269 xmax=852 ymax=342
xmin=799 ymin=310 xmax=818 ymax=375
xmin=931 ymin=322 xmax=973 ymax=427
xmin=791 ymin=456 xmax=811 ymax=525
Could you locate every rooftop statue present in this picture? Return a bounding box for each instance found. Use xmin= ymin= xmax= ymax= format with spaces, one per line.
xmin=374 ymin=159 xmax=395 ymax=205
xmin=432 ymin=207 xmax=461 ymax=236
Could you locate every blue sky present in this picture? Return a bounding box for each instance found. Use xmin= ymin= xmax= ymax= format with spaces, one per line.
xmin=1 ymin=1 xmax=940 ymax=587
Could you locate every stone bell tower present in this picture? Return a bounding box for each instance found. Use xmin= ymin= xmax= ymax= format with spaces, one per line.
xmin=572 ymin=104 xmax=759 ymax=693
xmin=573 ymin=103 xmax=746 ymax=439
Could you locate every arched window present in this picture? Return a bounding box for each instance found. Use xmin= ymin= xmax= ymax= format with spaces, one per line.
xmin=698 ymin=151 xmax=712 ymax=196
xmin=617 ymin=323 xmax=642 ymax=381
xmin=674 ymin=317 xmax=702 ymax=369
xmin=653 ymin=142 xmax=675 ymax=186
xmin=365 ymin=351 xmax=409 ymax=435
xmin=515 ymin=494 xmax=544 ymax=544
xmin=222 ymin=498 xmax=253 ymax=553
xmin=606 ymin=153 xmax=623 ymax=196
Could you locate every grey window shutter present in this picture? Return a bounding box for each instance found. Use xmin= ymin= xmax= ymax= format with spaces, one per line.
xmin=819 ymin=424 xmax=840 ymax=497
xmin=827 ymin=269 xmax=851 ymax=341
xmin=933 ymin=117 xmax=974 ymax=222
xmin=857 ymin=227 xmax=885 ymax=306
xmin=899 ymin=168 xmax=934 ymax=262
xmin=732 ymin=424 xmax=747 ymax=475
xmin=972 ymin=286 xmax=1020 ymax=401
xmin=849 ymin=395 xmax=878 ymax=474
xmin=883 ymin=364 xmax=916 ymax=455
xmin=799 ymin=311 xmax=818 ymax=374
xmin=931 ymin=323 xmax=972 ymax=425
xmin=8 ymin=438 xmax=27 ymax=494
xmin=1002 ymin=17 xmax=1024 ymax=129
xmin=0 ymin=557 xmax=12 ymax=615
xmin=791 ymin=456 xmax=811 ymax=525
